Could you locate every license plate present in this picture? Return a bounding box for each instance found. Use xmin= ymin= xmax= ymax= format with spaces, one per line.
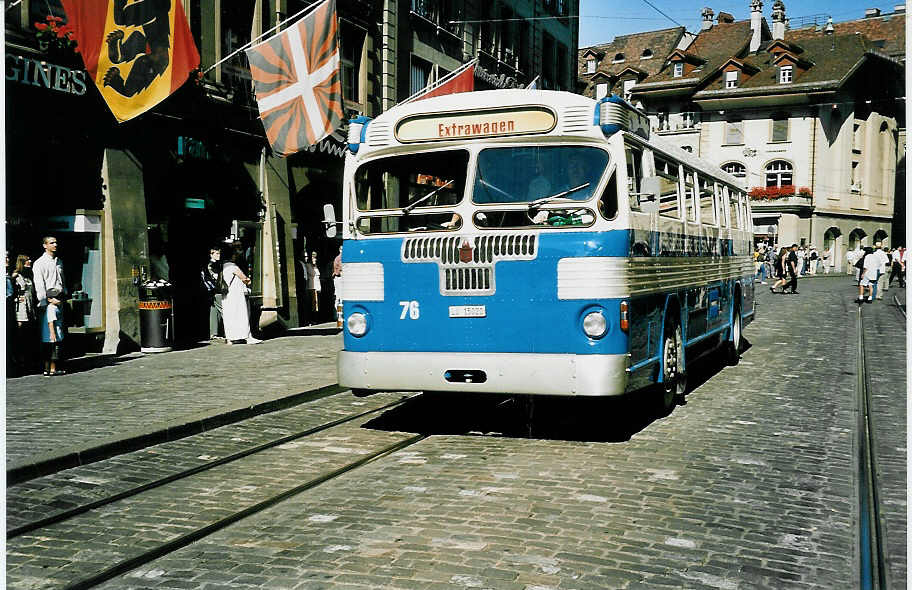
xmin=449 ymin=305 xmax=486 ymax=318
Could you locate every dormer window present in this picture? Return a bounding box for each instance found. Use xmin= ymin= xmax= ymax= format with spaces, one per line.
xmin=587 ymin=58 xmax=596 ymax=74
xmin=779 ymin=65 xmax=793 ymax=83
xmin=673 ymin=62 xmax=683 ymax=77
xmin=613 ymin=53 xmax=624 ymax=63
xmin=641 ymin=49 xmax=653 ymax=59
xmin=623 ymin=79 xmax=635 ymax=101
xmin=725 ymin=70 xmax=739 ymax=89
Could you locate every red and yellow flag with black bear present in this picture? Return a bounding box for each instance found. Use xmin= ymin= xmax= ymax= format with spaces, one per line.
xmin=62 ymin=0 xmax=200 ymax=123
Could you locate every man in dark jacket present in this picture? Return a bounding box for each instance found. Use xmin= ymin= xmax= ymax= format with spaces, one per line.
xmin=785 ymin=244 xmax=800 ymax=294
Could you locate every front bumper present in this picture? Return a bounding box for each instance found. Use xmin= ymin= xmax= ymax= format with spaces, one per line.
xmin=338 ymin=350 xmax=628 ymax=396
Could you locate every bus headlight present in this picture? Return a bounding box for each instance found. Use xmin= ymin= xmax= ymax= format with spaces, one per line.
xmin=347 ymin=312 xmax=368 ymax=337
xmin=582 ymin=310 xmax=607 ymax=339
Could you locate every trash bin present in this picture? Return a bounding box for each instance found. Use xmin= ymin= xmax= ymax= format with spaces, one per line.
xmin=138 ymin=280 xmax=173 ymax=353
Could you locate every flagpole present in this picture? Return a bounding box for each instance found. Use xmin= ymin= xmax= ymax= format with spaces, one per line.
xmin=400 ymin=58 xmax=477 ymax=105
xmin=202 ymin=0 xmax=327 ymax=75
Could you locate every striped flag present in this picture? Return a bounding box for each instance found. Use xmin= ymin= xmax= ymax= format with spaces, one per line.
xmin=245 ymin=0 xmax=343 ymax=157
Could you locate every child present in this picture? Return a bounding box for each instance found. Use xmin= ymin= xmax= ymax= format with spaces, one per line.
xmin=42 ymin=287 xmax=65 ymax=376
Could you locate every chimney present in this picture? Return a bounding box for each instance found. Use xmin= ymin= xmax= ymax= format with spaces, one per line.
xmin=750 ymin=0 xmax=763 ymax=52
xmin=718 ymin=11 xmax=735 ymax=23
xmin=772 ymin=0 xmax=787 ymax=39
xmin=702 ymin=7 xmax=715 ymax=30
xmin=864 ymin=7 xmax=882 ymax=17
xmin=895 ymin=4 xmax=906 ymax=13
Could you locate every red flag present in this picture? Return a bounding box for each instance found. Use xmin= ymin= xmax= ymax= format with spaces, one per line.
xmin=413 ymin=63 xmax=475 ymax=102
xmin=245 ymin=0 xmax=343 ymax=157
xmin=61 ymin=0 xmax=200 ymax=122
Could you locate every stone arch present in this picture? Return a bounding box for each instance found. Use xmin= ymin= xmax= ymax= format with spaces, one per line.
xmin=848 ymin=228 xmax=867 ymax=250
xmin=823 ymin=227 xmax=842 ymax=270
xmin=872 ymin=228 xmax=888 ymax=245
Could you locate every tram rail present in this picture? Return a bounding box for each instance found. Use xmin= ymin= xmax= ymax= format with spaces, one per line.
xmin=856 ymin=304 xmax=887 ymax=590
xmin=62 ymin=433 xmax=428 ymax=590
xmin=7 ymin=392 xmax=414 ymax=540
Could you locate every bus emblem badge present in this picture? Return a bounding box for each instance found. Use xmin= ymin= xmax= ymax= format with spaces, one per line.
xmin=459 ymin=239 xmax=474 ymax=263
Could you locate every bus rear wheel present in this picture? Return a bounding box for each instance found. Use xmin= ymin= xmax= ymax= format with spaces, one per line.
xmin=658 ymin=320 xmax=686 ymax=414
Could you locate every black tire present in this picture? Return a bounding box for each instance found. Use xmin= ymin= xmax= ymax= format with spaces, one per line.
xmin=658 ymin=318 xmax=686 ymax=414
xmin=725 ymin=302 xmax=742 ymax=366
xmin=352 ymin=388 xmax=375 ymax=397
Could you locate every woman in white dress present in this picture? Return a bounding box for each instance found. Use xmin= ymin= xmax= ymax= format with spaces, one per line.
xmin=221 ymin=249 xmax=262 ymax=344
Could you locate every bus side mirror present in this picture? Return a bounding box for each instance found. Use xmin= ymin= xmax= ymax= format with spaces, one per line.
xmin=323 ymin=204 xmax=338 ymax=238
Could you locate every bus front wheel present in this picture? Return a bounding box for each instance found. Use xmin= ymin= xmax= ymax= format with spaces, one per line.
xmin=724 ymin=303 xmax=742 ymax=366
xmin=658 ymin=320 xmax=686 ymax=414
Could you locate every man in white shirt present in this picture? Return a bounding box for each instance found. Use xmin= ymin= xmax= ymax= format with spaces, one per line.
xmin=33 ymin=236 xmax=65 ymax=366
xmin=33 ymin=236 xmax=64 ymax=309
xmin=857 ymin=247 xmax=878 ymax=302
xmin=871 ymin=242 xmax=891 ymax=300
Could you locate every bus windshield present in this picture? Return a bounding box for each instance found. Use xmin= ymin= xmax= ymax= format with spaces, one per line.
xmin=355 ymin=150 xmax=469 ymax=211
xmin=473 ymin=146 xmax=610 ymax=204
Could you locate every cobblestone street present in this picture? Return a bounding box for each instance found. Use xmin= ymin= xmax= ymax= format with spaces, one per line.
xmin=5 ymin=276 xmax=906 ymax=590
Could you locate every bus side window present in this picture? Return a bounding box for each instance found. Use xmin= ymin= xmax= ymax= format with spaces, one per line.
xmin=698 ymin=175 xmax=715 ymax=225
xmin=683 ymin=168 xmax=697 ymax=222
xmin=717 ymin=184 xmax=729 ymax=227
xmin=655 ymin=156 xmax=680 ymax=219
xmin=729 ymin=188 xmax=740 ymax=229
xmin=599 ymin=170 xmax=618 ymax=219
xmin=625 ymin=145 xmax=645 ymax=212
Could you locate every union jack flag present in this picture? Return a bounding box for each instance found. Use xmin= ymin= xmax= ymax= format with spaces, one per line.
xmin=246 ymin=0 xmax=342 ymax=157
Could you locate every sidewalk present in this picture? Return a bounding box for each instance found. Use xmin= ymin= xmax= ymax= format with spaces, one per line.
xmin=6 ymin=324 xmax=343 ymax=484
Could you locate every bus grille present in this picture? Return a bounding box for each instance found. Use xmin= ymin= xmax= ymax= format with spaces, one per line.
xmin=366 ymin=122 xmax=392 ymax=146
xmin=561 ymin=106 xmax=593 ymax=134
xmin=402 ymin=233 xmax=538 ymax=295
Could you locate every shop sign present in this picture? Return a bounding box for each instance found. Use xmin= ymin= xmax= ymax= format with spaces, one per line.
xmin=184 ymin=198 xmax=206 ymax=209
xmin=474 ymin=65 xmax=522 ymax=90
xmin=177 ymin=136 xmax=211 ymax=160
xmin=395 ymin=107 xmax=556 ymax=143
xmin=5 ymin=53 xmax=87 ymax=96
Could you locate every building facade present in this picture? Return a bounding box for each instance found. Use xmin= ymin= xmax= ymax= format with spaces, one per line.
xmin=578 ymin=2 xmax=905 ymax=270
xmin=6 ymin=0 xmax=578 ymax=356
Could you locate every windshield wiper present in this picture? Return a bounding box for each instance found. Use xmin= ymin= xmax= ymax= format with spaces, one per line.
xmin=402 ymin=180 xmax=455 ymax=214
xmin=477 ymin=178 xmax=516 ymax=201
xmin=527 ymin=183 xmax=591 ymax=209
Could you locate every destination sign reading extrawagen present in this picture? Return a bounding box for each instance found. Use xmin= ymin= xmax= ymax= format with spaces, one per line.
xmin=395 ymin=107 xmax=556 ymax=143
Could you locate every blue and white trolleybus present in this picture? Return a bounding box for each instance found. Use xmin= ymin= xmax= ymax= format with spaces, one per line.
xmin=329 ymin=90 xmax=755 ymax=412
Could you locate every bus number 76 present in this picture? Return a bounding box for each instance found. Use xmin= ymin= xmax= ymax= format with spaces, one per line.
xmin=399 ymin=300 xmax=420 ymax=320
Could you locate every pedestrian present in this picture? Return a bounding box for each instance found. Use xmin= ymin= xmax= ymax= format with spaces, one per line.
xmin=41 ymin=287 xmax=66 ymax=375
xmin=889 ymin=247 xmax=905 ymax=288
xmin=785 ymin=244 xmax=800 ymax=294
xmin=822 ymin=246 xmax=833 ymax=274
xmin=332 ymin=245 xmax=343 ymax=308
xmin=307 ymin=250 xmax=321 ymax=321
xmin=764 ymin=247 xmax=774 ymax=280
xmin=33 ymin=236 xmax=66 ymax=364
xmin=872 ymin=244 xmax=890 ymax=299
xmin=11 ymin=254 xmax=37 ymax=371
xmin=770 ymin=247 xmax=789 ymax=293
xmin=6 ymin=251 xmax=17 ymax=374
xmin=856 ymin=247 xmax=877 ymax=303
xmin=221 ymin=247 xmax=262 ymax=345
xmin=808 ymin=246 xmax=819 ymax=275
xmin=847 ymin=246 xmax=863 ymax=277
xmin=796 ymin=246 xmax=805 ymax=276
xmin=200 ymin=246 xmax=224 ymax=342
